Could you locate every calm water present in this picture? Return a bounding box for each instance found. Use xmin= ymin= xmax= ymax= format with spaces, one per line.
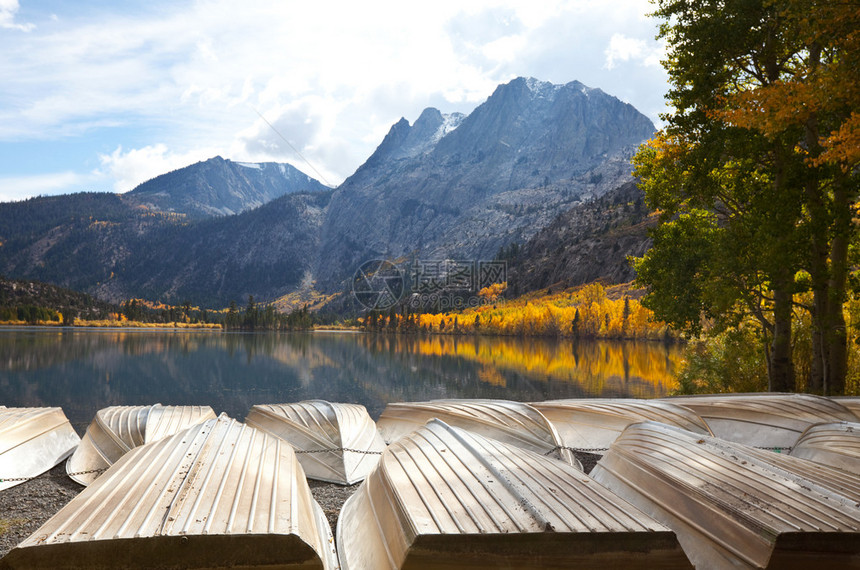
xmin=0 ymin=328 xmax=682 ymax=432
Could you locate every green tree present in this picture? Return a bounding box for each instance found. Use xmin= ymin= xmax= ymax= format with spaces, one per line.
xmin=244 ymin=295 xmax=258 ymax=330
xmin=708 ymin=0 xmax=860 ymax=395
xmin=634 ymin=0 xmax=820 ymax=391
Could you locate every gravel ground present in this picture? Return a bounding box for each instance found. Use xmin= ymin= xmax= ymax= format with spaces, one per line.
xmin=0 ymin=452 xmax=602 ymax=559
xmin=0 ymin=463 xmax=82 ymax=558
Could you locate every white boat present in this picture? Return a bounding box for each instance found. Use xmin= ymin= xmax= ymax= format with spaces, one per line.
xmin=0 ymin=407 xmax=80 ymax=492
xmin=790 ymin=421 xmax=860 ymax=473
xmin=337 ymin=419 xmax=692 ymax=569
xmin=591 ymin=421 xmax=860 ymax=569
xmin=666 ymin=393 xmax=857 ymax=450
xmin=377 ymin=399 xmax=581 ymax=469
xmin=245 ymin=400 xmax=386 ymax=485
xmin=66 ymin=404 xmax=216 ymax=485
xmin=0 ymin=414 xmax=338 ymax=569
xmin=532 ymin=398 xmax=711 ymax=451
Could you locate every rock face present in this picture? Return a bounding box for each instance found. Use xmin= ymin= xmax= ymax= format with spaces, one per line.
xmin=124 ymin=156 xmax=330 ymax=219
xmin=317 ymin=77 xmax=655 ymax=289
xmin=507 ymin=181 xmax=655 ymax=295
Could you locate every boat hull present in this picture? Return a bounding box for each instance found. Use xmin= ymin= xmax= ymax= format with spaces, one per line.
xmin=666 ymin=393 xmax=857 ymax=450
xmin=2 ymin=414 xmax=337 ymax=569
xmin=790 ymin=421 xmax=860 ymax=473
xmin=0 ymin=407 xmax=80 ymax=492
xmin=591 ymin=421 xmax=860 ymax=569
xmin=337 ymin=419 xmax=692 ymax=569
xmin=66 ymin=404 xmax=215 ymax=486
xmin=533 ymin=398 xmax=711 ymax=451
xmin=246 ymin=400 xmax=385 ymax=485
xmin=377 ymin=399 xmax=581 ymax=469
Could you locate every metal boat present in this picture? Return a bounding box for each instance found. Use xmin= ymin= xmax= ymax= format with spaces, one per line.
xmin=66 ymin=404 xmax=216 ymax=486
xmin=591 ymin=421 xmax=860 ymax=569
xmin=532 ymin=398 xmax=711 ymax=451
xmin=0 ymin=414 xmax=338 ymax=569
xmin=835 ymin=396 xmax=860 ymax=417
xmin=245 ymin=400 xmax=386 ymax=485
xmin=337 ymin=419 xmax=692 ymax=569
xmin=790 ymin=421 xmax=860 ymax=473
xmin=377 ymin=399 xmax=581 ymax=469
xmin=666 ymin=393 xmax=857 ymax=450
xmin=0 ymin=407 xmax=80 ymax=492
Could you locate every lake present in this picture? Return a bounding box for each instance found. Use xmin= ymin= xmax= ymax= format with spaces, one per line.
xmin=0 ymin=328 xmax=682 ymax=432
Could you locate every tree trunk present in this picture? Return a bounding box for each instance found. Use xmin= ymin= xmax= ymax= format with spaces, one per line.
xmin=824 ymin=178 xmax=851 ymax=395
xmin=803 ymin=81 xmax=827 ymax=394
xmin=770 ymin=275 xmax=796 ymax=392
xmin=810 ymin=297 xmax=826 ymax=394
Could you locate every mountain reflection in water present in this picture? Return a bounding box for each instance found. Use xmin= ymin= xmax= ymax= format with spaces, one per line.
xmin=0 ymin=328 xmax=681 ymax=431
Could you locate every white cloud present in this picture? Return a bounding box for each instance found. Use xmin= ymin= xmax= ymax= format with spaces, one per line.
xmin=0 ymin=171 xmax=94 ymax=202
xmin=604 ymin=33 xmax=664 ymax=70
xmin=0 ymin=0 xmax=671 ymax=198
xmin=0 ymin=0 xmax=33 ymax=31
xmin=98 ymin=144 xmax=218 ymax=193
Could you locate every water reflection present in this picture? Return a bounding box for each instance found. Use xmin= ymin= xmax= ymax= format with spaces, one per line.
xmin=0 ymin=328 xmax=681 ymax=431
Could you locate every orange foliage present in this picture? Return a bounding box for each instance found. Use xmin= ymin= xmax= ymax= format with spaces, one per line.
xmin=409 ymin=334 xmax=681 ymax=396
xmin=710 ymin=2 xmax=860 ymax=171
xmin=477 ymin=281 xmax=508 ymax=303
xmin=413 ymin=283 xmax=669 ymax=340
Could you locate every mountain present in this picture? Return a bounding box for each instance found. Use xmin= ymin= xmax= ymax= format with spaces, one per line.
xmin=0 ymin=77 xmax=656 ymax=308
xmin=0 ymin=189 xmax=331 ymax=306
xmin=124 ymin=156 xmax=330 ymax=219
xmin=506 ymin=180 xmax=655 ymax=295
xmin=316 ymin=77 xmax=655 ymax=289
xmin=0 ymin=192 xmax=167 ymax=293
xmin=97 ymin=190 xmax=332 ymax=306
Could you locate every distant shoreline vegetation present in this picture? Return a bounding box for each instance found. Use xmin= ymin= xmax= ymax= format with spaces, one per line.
xmin=0 ymin=276 xmax=317 ymax=332
xmin=359 ymin=282 xmax=675 ymax=342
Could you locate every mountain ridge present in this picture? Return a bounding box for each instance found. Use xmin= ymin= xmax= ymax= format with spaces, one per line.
xmin=124 ymin=155 xmax=330 ymax=219
xmin=316 ymin=76 xmax=655 ymax=289
xmin=0 ymin=77 xmax=654 ymax=308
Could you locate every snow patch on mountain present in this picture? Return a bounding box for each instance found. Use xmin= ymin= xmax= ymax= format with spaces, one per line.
xmin=432 ymin=112 xmax=465 ymax=145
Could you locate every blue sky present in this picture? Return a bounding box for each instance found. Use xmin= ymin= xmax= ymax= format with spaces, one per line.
xmin=0 ymin=0 xmax=668 ymax=202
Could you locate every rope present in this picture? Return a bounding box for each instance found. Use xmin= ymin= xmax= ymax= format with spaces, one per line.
xmin=545 ymin=445 xmax=793 ymax=455
xmin=293 ymin=448 xmax=383 ymax=455
xmin=544 ymin=446 xmax=608 ymax=456
xmin=0 ymin=468 xmax=106 ymax=484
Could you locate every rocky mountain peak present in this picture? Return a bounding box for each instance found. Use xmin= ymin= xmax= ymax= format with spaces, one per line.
xmin=317 ymin=76 xmax=656 ymax=289
xmin=123 ymin=156 xmax=329 ymax=219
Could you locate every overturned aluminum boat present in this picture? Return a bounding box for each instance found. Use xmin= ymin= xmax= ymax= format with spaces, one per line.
xmin=790 ymin=421 xmax=860 ymax=473
xmin=377 ymin=399 xmax=581 ymax=469
xmin=66 ymin=404 xmax=216 ymax=486
xmin=591 ymin=421 xmax=860 ymax=569
xmin=666 ymin=393 xmax=857 ymax=450
xmin=532 ymin=398 xmax=711 ymax=451
xmin=0 ymin=407 xmax=80 ymax=492
xmin=835 ymin=396 xmax=860 ymax=417
xmin=0 ymin=414 xmax=337 ymax=570
xmin=337 ymin=419 xmax=692 ymax=569
xmin=245 ymin=400 xmax=385 ymax=485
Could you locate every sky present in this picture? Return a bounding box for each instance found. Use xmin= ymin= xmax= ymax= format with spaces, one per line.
xmin=0 ymin=0 xmax=668 ymax=202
